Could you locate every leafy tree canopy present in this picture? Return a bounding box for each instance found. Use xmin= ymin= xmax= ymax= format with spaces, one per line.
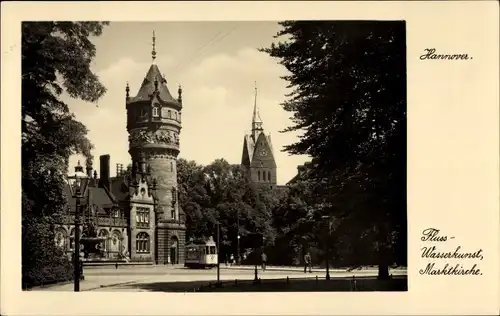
xmin=22 ymin=22 xmax=109 ymax=287
xmin=261 ymin=21 xmax=407 ymax=271
xmin=22 ymin=21 xmax=109 ymax=218
xmin=178 ymin=158 xmax=281 ymax=256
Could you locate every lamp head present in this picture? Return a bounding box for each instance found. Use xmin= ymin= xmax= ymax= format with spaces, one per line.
xmin=67 ymin=160 xmax=88 ymax=198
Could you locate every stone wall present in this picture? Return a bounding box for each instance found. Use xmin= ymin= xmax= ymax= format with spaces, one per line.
xmin=156 ymin=224 xmax=169 ymax=264
xmin=156 ymin=221 xmax=186 ymax=264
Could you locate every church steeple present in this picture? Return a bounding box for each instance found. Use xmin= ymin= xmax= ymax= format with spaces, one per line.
xmin=251 ymin=82 xmax=263 ymax=141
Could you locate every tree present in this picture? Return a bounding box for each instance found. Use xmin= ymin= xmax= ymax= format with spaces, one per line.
xmin=22 ymin=22 xmax=109 ymax=287
xmin=261 ymin=21 xmax=407 ymax=278
xmin=177 ymin=158 xmax=212 ymax=239
xmin=177 ymin=158 xmax=280 ymax=260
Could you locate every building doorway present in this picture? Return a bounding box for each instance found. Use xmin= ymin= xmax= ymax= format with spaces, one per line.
xmin=170 ymin=236 xmax=178 ymax=265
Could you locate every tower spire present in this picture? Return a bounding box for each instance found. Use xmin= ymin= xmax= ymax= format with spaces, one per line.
xmin=151 ymin=30 xmax=157 ymax=63
xmin=252 ymin=81 xmax=263 ymax=132
xmin=251 ymin=82 xmax=263 ymax=141
xmin=253 ymin=81 xmax=257 ymax=120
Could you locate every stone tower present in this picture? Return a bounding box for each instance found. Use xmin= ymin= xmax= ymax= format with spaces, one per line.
xmin=126 ymin=31 xmax=186 ymax=264
xmin=241 ymin=83 xmax=277 ymax=188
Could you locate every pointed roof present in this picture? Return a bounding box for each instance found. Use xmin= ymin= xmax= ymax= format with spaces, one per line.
xmin=128 ymin=64 xmax=181 ymax=107
xmin=252 ymin=90 xmax=262 ymax=125
xmin=252 ymin=82 xmax=263 ymax=129
xmin=251 ymin=132 xmax=276 ymax=164
xmin=242 ymin=131 xmax=276 ymax=166
xmin=127 ymin=31 xmax=182 ymax=109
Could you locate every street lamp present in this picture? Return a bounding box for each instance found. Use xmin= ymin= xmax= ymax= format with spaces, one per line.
xmin=321 ymin=215 xmax=334 ymax=280
xmin=216 ymin=222 xmax=220 ymax=284
xmin=237 ymin=209 xmax=240 ymax=265
xmin=66 ymin=160 xmax=88 ymax=292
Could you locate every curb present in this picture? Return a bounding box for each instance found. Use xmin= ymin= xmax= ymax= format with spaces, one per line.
xmin=28 ymin=280 xmax=74 ymax=290
xmin=220 ymin=267 xmax=336 ymax=273
xmin=26 ymin=276 xmax=85 ymax=291
xmin=220 ymin=267 xmax=408 ymax=274
xmin=83 ymin=280 xmax=141 ymax=291
xmin=83 ymin=262 xmax=154 ymax=267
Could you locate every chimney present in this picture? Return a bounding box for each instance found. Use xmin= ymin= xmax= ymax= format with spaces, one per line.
xmin=99 ymin=154 xmax=110 ymax=190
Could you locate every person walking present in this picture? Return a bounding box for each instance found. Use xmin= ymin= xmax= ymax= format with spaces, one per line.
xmin=261 ymin=252 xmax=267 ymax=271
xmin=230 ymin=254 xmax=234 ymax=266
xmin=304 ymin=252 xmax=312 ymax=273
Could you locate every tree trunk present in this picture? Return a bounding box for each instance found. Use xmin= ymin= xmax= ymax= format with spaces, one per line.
xmin=377 ymin=263 xmax=390 ymax=280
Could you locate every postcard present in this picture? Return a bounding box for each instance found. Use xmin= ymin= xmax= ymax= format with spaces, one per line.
xmin=1 ymin=1 xmax=498 ymax=315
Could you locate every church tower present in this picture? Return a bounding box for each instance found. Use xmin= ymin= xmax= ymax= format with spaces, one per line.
xmin=126 ymin=31 xmax=186 ymax=264
xmin=241 ymin=83 xmax=277 ymax=188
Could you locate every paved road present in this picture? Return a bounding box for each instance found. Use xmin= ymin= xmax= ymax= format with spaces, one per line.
xmin=35 ymin=265 xmax=406 ymax=292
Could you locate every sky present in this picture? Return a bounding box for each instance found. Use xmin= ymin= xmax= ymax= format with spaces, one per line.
xmin=67 ymin=21 xmax=310 ymax=185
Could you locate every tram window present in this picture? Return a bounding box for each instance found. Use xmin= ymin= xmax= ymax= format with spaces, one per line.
xmin=209 ymin=246 xmax=216 ymax=254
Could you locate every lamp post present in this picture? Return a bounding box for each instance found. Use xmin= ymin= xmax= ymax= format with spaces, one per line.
xmin=321 ymin=215 xmax=333 ymax=280
xmin=66 ymin=161 xmax=88 ymax=292
xmin=237 ymin=209 xmax=240 ymax=265
xmin=216 ymin=222 xmax=220 ymax=284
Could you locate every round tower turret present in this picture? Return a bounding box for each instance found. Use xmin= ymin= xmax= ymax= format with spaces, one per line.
xmin=125 ymin=31 xmax=185 ymax=265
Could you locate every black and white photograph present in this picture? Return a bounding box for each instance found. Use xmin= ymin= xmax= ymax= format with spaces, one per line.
xmin=3 ymin=1 xmax=500 ymax=315
xmin=21 ymin=20 xmax=408 ymax=293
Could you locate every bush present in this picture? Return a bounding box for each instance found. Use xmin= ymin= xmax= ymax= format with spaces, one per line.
xmin=22 ymin=216 xmax=74 ymax=289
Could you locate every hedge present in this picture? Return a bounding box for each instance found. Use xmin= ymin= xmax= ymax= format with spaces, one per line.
xmin=22 ymin=216 xmax=75 ymax=289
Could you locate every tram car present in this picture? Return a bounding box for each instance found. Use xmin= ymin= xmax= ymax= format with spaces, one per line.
xmin=184 ymin=237 xmax=218 ymax=269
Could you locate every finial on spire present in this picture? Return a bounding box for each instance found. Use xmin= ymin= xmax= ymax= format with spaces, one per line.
xmin=151 ymin=30 xmax=157 ymax=62
xmin=126 ymin=82 xmax=130 ymax=98
xmin=178 ymin=84 xmax=183 ymax=103
xmin=254 ymin=80 xmax=257 ymax=107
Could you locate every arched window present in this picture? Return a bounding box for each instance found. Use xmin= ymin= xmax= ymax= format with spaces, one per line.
xmin=152 ymin=107 xmax=159 ymax=117
xmin=111 ymin=230 xmax=122 ymax=253
xmin=268 ymin=171 xmax=271 ymax=182
xmin=170 ymin=161 xmax=173 ymax=172
xmin=174 ymin=112 xmax=178 ymax=120
xmin=98 ymin=230 xmax=109 ymax=252
xmin=263 ymin=170 xmax=266 ymax=181
xmin=136 ymin=232 xmax=150 ymax=253
xmin=168 ymin=110 xmax=172 ymax=118
xmin=258 ymin=170 xmax=260 ymax=181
